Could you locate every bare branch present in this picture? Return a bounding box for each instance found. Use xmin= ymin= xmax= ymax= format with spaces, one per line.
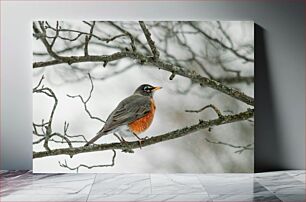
xmin=33 ymin=108 xmax=254 ymax=159
xmin=33 ymin=137 xmax=45 ymax=145
xmin=188 ymin=22 xmax=254 ymax=63
xmin=205 ymin=138 xmax=253 ymax=154
xmin=33 ymin=75 xmax=45 ymax=91
xmin=50 ymin=21 xmax=59 ymax=48
xmin=33 ymin=51 xmax=254 ymax=106
xmin=185 ymin=104 xmax=223 ymax=118
xmin=44 ymin=22 xmax=123 ymax=44
xmin=84 ymin=21 xmax=95 ymax=56
xmin=148 ymin=59 xmax=254 ymax=106
xmin=33 ymin=21 xmax=64 ymax=61
xmin=108 ymin=21 xmax=136 ymax=52
xmin=139 ymin=21 xmax=160 ymax=60
xmin=217 ymin=21 xmax=234 ymax=48
xmin=67 ymin=73 xmax=105 ymax=123
xmin=58 ymin=149 xmax=116 ymax=173
xmin=33 ymin=51 xmax=131 ymax=68
xmin=216 ymin=76 xmax=254 ymax=85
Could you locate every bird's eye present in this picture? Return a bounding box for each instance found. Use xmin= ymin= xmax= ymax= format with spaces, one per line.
xmin=143 ymin=86 xmax=150 ymax=92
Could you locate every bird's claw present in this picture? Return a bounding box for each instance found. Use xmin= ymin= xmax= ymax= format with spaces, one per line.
xmin=138 ymin=140 xmax=143 ymax=149
xmin=137 ymin=137 xmax=148 ymax=149
xmin=119 ymin=136 xmax=127 ymax=144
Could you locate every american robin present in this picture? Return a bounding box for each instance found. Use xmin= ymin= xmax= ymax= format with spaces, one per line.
xmin=84 ymin=84 xmax=162 ymax=147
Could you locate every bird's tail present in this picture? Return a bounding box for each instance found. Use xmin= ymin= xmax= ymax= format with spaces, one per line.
xmin=84 ymin=129 xmax=106 ymax=147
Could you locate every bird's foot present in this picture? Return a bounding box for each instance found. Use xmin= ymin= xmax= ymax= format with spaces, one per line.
xmin=119 ymin=136 xmax=127 ymax=144
xmin=137 ymin=137 xmax=149 ymax=149
xmin=119 ymin=136 xmax=134 ymax=153
xmin=138 ymin=140 xmax=143 ymax=149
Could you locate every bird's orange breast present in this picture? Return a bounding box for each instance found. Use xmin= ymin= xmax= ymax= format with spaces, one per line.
xmin=128 ymin=99 xmax=156 ymax=134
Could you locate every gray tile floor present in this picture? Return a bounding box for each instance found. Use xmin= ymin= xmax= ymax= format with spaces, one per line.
xmin=0 ymin=170 xmax=305 ymax=201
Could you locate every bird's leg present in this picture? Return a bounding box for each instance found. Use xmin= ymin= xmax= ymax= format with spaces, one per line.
xmin=113 ymin=133 xmax=124 ymax=143
xmin=119 ymin=136 xmax=127 ymax=143
xmin=113 ymin=133 xmax=134 ymax=153
xmin=132 ymin=133 xmax=146 ymax=149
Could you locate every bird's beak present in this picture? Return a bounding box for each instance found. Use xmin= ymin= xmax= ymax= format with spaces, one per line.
xmin=153 ymin=86 xmax=162 ymax=91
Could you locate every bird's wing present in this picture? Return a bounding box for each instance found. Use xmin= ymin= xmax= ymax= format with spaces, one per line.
xmin=102 ymin=95 xmax=151 ymax=133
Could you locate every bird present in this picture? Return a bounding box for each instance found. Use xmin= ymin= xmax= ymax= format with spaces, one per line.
xmin=84 ymin=84 xmax=162 ymax=147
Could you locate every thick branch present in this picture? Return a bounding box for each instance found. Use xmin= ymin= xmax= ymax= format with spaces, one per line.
xmin=216 ymin=76 xmax=254 ymax=84
xmin=33 ymin=108 xmax=254 ymax=158
xmin=33 ymin=51 xmax=254 ymax=106
xmin=148 ymin=59 xmax=254 ymax=106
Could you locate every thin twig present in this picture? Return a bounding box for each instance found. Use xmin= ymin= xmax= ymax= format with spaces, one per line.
xmin=84 ymin=21 xmax=95 ymax=56
xmin=58 ymin=149 xmax=116 ymax=173
xmin=205 ymin=138 xmax=253 ymax=154
xmin=185 ymin=104 xmax=223 ymax=118
xmin=67 ymin=73 xmax=105 ymax=123
xmin=33 ymin=76 xmax=58 ymax=152
xmin=108 ymin=21 xmax=136 ymax=52
xmin=189 ymin=22 xmax=254 ymax=63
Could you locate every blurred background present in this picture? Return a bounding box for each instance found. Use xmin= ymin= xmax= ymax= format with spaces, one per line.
xmin=32 ymin=21 xmax=254 ymax=173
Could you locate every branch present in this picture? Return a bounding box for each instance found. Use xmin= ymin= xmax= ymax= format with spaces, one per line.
xmin=50 ymin=21 xmax=59 ymax=48
xmin=84 ymin=21 xmax=95 ymax=56
xmin=215 ymin=76 xmax=254 ymax=84
xmin=185 ymin=104 xmax=223 ymax=118
xmin=33 ymin=51 xmax=254 ymax=106
xmin=33 ymin=76 xmax=58 ymax=151
xmin=67 ymin=73 xmax=105 ymax=123
xmin=139 ymin=21 xmax=160 ymax=60
xmin=189 ymin=22 xmax=254 ymax=63
xmin=33 ymin=22 xmax=63 ymax=61
xmin=58 ymin=149 xmax=116 ymax=173
xmin=148 ymin=59 xmax=254 ymax=106
xmin=33 ymin=108 xmax=254 ymax=159
xmin=217 ymin=21 xmax=234 ymax=48
xmin=107 ymin=21 xmax=136 ymax=52
xmin=43 ymin=21 xmax=124 ymax=44
xmin=33 ymin=51 xmax=132 ymax=68
xmin=205 ymin=138 xmax=253 ymax=154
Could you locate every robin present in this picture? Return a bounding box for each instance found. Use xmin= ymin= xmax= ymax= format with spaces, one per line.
xmin=84 ymin=84 xmax=162 ymax=147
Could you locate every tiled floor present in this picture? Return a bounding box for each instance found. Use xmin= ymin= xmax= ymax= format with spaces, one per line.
xmin=0 ymin=170 xmax=305 ymax=201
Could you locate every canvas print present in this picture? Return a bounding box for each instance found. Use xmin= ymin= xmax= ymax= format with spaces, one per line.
xmin=33 ymin=21 xmax=254 ymax=173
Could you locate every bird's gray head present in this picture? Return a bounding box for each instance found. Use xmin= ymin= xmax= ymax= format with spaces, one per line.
xmin=134 ymin=84 xmax=162 ymax=97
